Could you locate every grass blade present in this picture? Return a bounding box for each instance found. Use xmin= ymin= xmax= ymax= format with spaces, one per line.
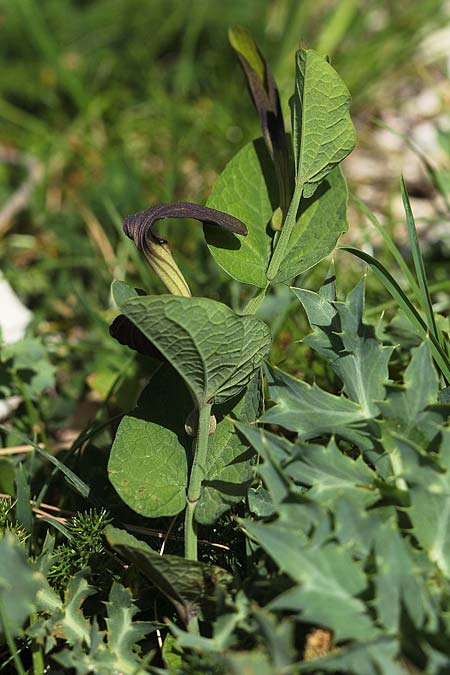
xmin=350 ymin=193 xmax=420 ymax=299
xmin=401 ymin=177 xmax=440 ymax=346
xmin=374 ymin=118 xmax=450 ymax=214
xmin=341 ymin=245 xmax=450 ymax=383
xmin=0 ymin=426 xmax=90 ymax=500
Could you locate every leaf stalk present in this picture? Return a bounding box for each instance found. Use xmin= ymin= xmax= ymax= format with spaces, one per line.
xmin=266 ymin=181 xmax=303 ymax=282
xmin=184 ymin=402 xmax=213 ymax=562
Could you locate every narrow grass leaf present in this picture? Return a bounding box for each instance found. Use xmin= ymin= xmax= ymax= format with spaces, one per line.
xmin=341 ymin=246 xmax=450 ymax=382
xmin=401 ymin=177 xmax=440 ymax=345
xmin=350 ymin=192 xmax=419 ymax=297
xmin=0 ymin=426 xmax=90 ymax=500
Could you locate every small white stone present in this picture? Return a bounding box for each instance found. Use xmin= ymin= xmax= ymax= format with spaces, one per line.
xmin=0 ymin=274 xmax=32 ymax=420
xmin=0 ymin=275 xmax=32 ymax=344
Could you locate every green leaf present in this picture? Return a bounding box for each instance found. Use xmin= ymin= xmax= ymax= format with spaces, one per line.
xmin=111 ymin=279 xmax=139 ymax=306
xmin=407 ymin=429 xmax=450 ymax=578
xmin=334 ymin=498 xmax=395 ymax=558
xmin=341 ymin=245 xmax=450 ymax=382
xmin=0 ymin=458 xmax=15 ymax=495
xmin=33 ymin=573 xmax=96 ymax=647
xmin=108 ymin=364 xmax=191 ymax=518
xmin=379 ymin=342 xmax=443 ymax=446
xmin=263 ymin=364 xmax=374 ymax=449
xmin=205 ymin=142 xmax=349 ymax=287
xmin=3 ymin=337 xmax=56 ymax=399
xmin=241 ymin=520 xmax=377 ymax=641
xmin=236 ymin=424 xmax=328 ymax=546
xmin=115 ymin=293 xmax=271 ymax=407
xmin=109 ymin=365 xmax=262 ymax=522
xmin=0 ymin=426 xmax=91 ymax=500
xmin=401 ymin=177 xmax=440 ymax=345
xmin=162 ymin=632 xmax=184 ymax=670
xmin=15 ymin=463 xmax=32 ymax=536
xmin=0 ymin=533 xmax=43 ymax=636
xmin=284 ymin=438 xmax=380 ymax=508
xmin=195 ymin=373 xmax=262 ymax=525
xmin=236 ymin=422 xmax=378 ymax=510
xmin=205 ymin=139 xmax=276 ymax=288
xmin=105 ymin=526 xmax=231 ymax=624
xmin=34 ymin=577 xmax=152 ymax=675
xmin=273 ymin=167 xmax=349 ymax=283
xmin=374 ymin=522 xmax=433 ymax=633
xmin=293 ymin=278 xmax=393 ymax=416
xmin=227 ymin=651 xmax=274 ymax=675
xmin=290 ymin=49 xmax=355 ymax=197
xmin=104 ymin=583 xmax=154 ymax=669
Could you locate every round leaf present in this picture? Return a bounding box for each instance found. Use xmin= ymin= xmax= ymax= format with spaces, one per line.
xmin=108 ymin=364 xmax=190 ymax=518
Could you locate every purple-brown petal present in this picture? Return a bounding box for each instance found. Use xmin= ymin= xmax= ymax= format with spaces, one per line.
xmin=123 ymin=201 xmax=247 ymax=254
xmin=110 ymin=314 xmax=165 ymax=360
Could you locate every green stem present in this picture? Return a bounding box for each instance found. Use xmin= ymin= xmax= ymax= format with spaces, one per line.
xmin=30 ymin=612 xmax=45 ymax=675
xmin=0 ymin=598 xmax=26 ymax=675
xmin=243 ymin=284 xmax=269 ymax=315
xmin=266 ymin=182 xmax=303 ymax=282
xmin=389 ymin=446 xmax=407 ymax=492
xmin=184 ymin=402 xmax=212 ymax=562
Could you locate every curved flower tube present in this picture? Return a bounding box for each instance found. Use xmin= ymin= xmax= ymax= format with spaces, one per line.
xmin=123 ymin=202 xmax=247 ymax=297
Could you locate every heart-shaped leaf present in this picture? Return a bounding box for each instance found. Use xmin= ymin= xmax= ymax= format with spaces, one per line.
xmin=112 ymin=283 xmax=271 ymax=407
xmin=108 ymin=362 xmax=262 ymax=521
xmin=205 ymin=138 xmax=276 ymax=288
xmin=195 ymin=371 xmax=263 ymax=525
xmin=205 ymin=141 xmax=348 ymax=287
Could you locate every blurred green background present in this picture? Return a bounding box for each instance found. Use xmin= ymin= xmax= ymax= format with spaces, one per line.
xmin=1 ymin=0 xmax=450 ymax=435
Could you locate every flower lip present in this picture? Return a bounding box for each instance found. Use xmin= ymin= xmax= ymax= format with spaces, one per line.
xmin=123 ymin=201 xmax=248 ymax=250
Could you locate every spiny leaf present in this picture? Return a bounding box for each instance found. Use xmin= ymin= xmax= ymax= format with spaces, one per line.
xmin=341 ymin=245 xmax=450 ymax=382
xmin=374 ymin=521 xmax=435 ymax=633
xmin=32 ymin=573 xmax=96 ymax=647
xmin=379 ymin=342 xmax=444 ymax=446
xmin=262 ymin=364 xmax=375 ymax=449
xmin=284 ymin=437 xmax=380 ymax=508
xmin=236 ymin=423 xmax=379 ymax=509
xmin=241 ymin=520 xmax=378 ymax=641
xmin=406 ymin=429 xmax=450 ymax=578
xmin=293 ymin=277 xmax=393 ymax=416
xmin=104 ymin=583 xmax=154 ymax=666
